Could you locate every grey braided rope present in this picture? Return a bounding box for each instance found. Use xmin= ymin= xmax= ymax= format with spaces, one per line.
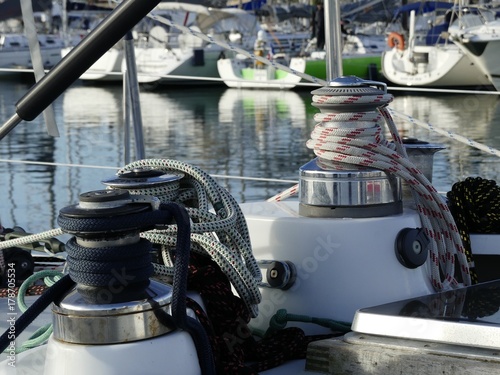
xmin=126 ymin=181 xmax=181 ymax=202
xmin=116 ymin=159 xmax=262 ymax=317
xmin=148 ymin=231 xmax=261 ymax=316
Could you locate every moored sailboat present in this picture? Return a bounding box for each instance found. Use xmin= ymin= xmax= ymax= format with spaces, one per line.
xmin=381 ymin=1 xmax=491 ymax=88
xmin=0 ymin=33 xmax=64 ymax=72
xmin=217 ymin=53 xmax=306 ymax=89
xmin=2 ymin=1 xmax=500 ymax=374
xmin=448 ymin=5 xmax=500 ymax=91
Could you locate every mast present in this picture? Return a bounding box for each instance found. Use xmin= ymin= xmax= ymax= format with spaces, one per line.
xmin=324 ymin=0 xmax=343 ymax=81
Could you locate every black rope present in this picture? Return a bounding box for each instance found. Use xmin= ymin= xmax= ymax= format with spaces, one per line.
xmin=186 ymin=252 xmax=336 ymax=374
xmin=447 ymin=177 xmax=500 ymax=284
xmin=65 ymin=237 xmax=153 ymax=287
xmin=57 ymin=209 xmax=169 ymax=233
xmin=161 ymin=202 xmax=216 ymax=375
xmin=0 ymin=274 xmax=75 ymax=353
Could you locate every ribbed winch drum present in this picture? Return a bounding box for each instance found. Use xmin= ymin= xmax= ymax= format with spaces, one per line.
xmin=299 ymin=76 xmax=402 ymax=218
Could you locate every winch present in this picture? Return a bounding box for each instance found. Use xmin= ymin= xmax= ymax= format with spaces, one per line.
xmin=243 ymin=77 xmax=438 ymax=333
xmin=299 ymin=77 xmax=401 ymax=218
xmin=44 ymin=189 xmax=210 ymax=375
xmin=101 ymin=166 xmax=184 ymax=199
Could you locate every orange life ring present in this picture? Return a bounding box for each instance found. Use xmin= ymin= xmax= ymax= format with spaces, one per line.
xmin=387 ymin=32 xmax=405 ymax=51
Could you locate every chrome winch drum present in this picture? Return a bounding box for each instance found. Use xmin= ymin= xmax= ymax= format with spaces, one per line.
xmin=299 ymin=159 xmax=402 ymax=218
xmin=299 ymin=77 xmax=402 ymax=218
xmin=52 ymin=280 xmax=174 ymax=344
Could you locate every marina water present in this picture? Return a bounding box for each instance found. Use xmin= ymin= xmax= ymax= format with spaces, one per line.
xmin=1 ymin=78 xmax=500 ymax=233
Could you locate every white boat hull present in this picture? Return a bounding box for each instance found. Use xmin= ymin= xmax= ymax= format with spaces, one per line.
xmin=0 ymin=48 xmax=62 ymax=70
xmin=61 ymin=46 xmax=124 ymax=82
xmin=470 ymin=40 xmax=500 ymax=90
xmin=68 ymin=45 xmax=229 ymax=85
xmin=453 ymin=30 xmax=500 ymax=90
xmin=132 ymin=45 xmax=228 ymax=85
xmin=382 ymin=44 xmax=490 ymax=87
xmin=217 ymin=57 xmax=306 ymax=89
xmin=0 ymin=34 xmax=63 ymax=72
xmin=448 ymin=14 xmax=500 ymax=91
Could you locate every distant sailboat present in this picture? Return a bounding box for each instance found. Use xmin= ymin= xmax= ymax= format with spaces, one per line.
xmin=448 ymin=5 xmax=500 ymax=91
xmin=381 ymin=1 xmax=491 ymax=88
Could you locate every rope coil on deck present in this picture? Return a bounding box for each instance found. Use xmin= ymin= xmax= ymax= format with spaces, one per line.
xmin=447 ymin=177 xmax=500 ymax=285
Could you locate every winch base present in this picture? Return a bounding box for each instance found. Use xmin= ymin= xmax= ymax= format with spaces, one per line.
xmin=241 ymin=200 xmax=435 ymax=334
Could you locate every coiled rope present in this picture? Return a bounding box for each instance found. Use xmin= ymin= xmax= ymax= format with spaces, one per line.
xmin=57 ymin=208 xmax=170 ymax=302
xmin=115 ymin=159 xmax=262 ymax=317
xmin=114 ymin=159 xmax=335 ymax=373
xmin=447 ymin=177 xmax=500 ymax=284
xmin=64 ymin=237 xmax=153 ymax=289
xmin=270 ymin=91 xmax=472 ymax=290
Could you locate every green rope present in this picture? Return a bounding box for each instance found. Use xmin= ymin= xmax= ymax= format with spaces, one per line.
xmin=266 ymin=309 xmax=352 ymax=336
xmin=17 ymin=270 xmax=63 ymax=311
xmin=11 ymin=270 xmax=64 ymax=353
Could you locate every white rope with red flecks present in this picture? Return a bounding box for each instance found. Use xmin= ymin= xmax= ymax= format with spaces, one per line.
xmin=268 ymin=91 xmax=471 ymax=291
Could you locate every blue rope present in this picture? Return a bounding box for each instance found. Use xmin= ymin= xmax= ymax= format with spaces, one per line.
xmin=65 ymin=237 xmax=153 ymax=287
xmin=0 ymin=274 xmax=75 ymax=353
xmin=161 ymin=202 xmax=216 ymax=375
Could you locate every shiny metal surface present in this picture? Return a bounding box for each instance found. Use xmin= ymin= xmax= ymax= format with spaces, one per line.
xmin=404 ymin=140 xmax=445 ymax=182
xmin=299 ymin=158 xmax=402 ymax=217
xmin=312 ymin=77 xmax=390 ymax=112
xmin=324 ymin=0 xmax=343 ymax=80
xmin=302 ymin=78 xmax=399 ymax=218
xmin=352 ymin=279 xmax=500 ymax=350
xmin=317 ymin=76 xmax=387 ymax=91
xmin=52 ymin=280 xmax=174 ymax=344
xmin=102 ymin=169 xmax=184 ymax=189
xmin=403 ymin=140 xmax=445 ymax=203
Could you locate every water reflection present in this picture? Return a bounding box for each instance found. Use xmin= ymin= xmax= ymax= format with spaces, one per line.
xmin=390 ymin=93 xmax=500 ymax=191
xmin=0 ymin=80 xmax=500 ymax=233
xmin=139 ymin=87 xmax=314 ymax=202
xmin=0 ymin=83 xmax=315 ymax=231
